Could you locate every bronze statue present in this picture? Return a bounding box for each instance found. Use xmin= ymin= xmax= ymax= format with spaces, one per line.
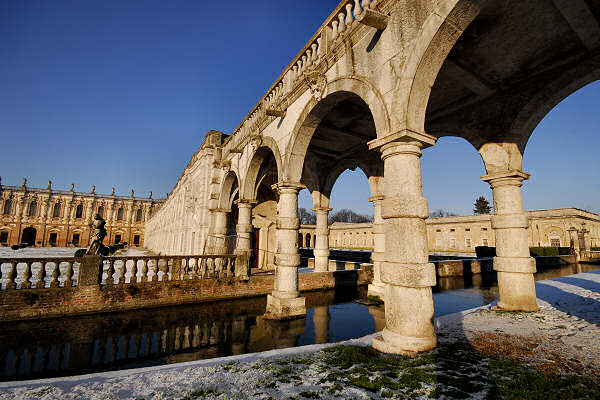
xmin=86 ymin=214 xmax=108 ymax=256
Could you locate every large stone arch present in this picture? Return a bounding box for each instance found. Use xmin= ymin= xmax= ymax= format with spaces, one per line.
xmin=321 ymin=158 xmax=381 ymax=200
xmin=285 ymin=76 xmax=391 ymax=183
xmin=218 ymin=170 xmax=240 ymax=211
xmin=395 ymin=0 xmax=484 ymax=134
xmin=241 ymin=137 xmax=283 ymax=201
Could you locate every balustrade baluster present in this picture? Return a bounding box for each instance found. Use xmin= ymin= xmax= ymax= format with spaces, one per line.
xmin=50 ymin=262 xmax=60 ymax=288
xmin=130 ymin=259 xmax=138 ymax=283
xmin=332 ymin=20 xmax=339 ymax=40
xmin=40 ymin=346 xmax=50 ymax=372
xmin=107 ymin=259 xmax=116 ymax=284
xmin=346 ymin=4 xmax=354 ymax=26
xmin=133 ymin=334 xmax=141 ymax=358
xmin=354 ymin=0 xmax=362 ymax=17
xmin=207 ymin=257 xmax=214 ymax=278
xmin=57 ymin=344 xmax=67 ymax=370
xmin=182 ymin=258 xmax=189 ymax=280
xmin=311 ymin=43 xmax=318 ymax=61
xmin=22 ymin=262 xmax=33 ymax=289
xmin=141 ymin=259 xmax=148 ymax=283
xmin=13 ymin=349 xmax=23 ymax=376
xmin=5 ymin=261 xmax=17 ymax=289
xmin=159 ymin=258 xmax=167 ymax=281
xmin=216 ymin=256 xmax=224 ymax=278
xmin=338 ymin=13 xmax=346 ymax=34
xmin=27 ymin=347 xmax=36 ymax=374
xmin=183 ymin=326 xmax=191 ymax=349
xmin=65 ymin=261 xmax=74 ymax=287
xmin=317 ymin=38 xmax=323 ymax=58
xmin=35 ymin=261 xmax=47 ymax=288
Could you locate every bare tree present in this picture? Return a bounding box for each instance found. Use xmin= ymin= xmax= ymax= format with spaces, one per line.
xmin=429 ymin=209 xmax=458 ymax=218
xmin=328 ymin=209 xmax=373 ymax=224
xmin=297 ymin=207 xmax=316 ymax=224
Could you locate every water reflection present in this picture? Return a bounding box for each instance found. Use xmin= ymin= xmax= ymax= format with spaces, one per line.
xmin=0 ymin=263 xmax=596 ymax=381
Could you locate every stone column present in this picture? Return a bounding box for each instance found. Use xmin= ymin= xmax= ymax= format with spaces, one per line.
xmin=369 ymin=131 xmax=437 ymax=354
xmin=212 ymin=209 xmax=229 ymax=254
xmin=481 ymin=170 xmax=538 ymax=311
xmin=368 ymin=195 xmax=385 ymax=298
xmin=313 ymin=207 xmax=331 ymax=272
xmin=264 ymin=182 xmax=306 ymax=320
xmin=235 ymin=200 xmax=254 ymax=279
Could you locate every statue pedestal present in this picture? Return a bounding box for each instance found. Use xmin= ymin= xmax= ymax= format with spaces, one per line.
xmin=78 ymin=255 xmax=103 ymax=286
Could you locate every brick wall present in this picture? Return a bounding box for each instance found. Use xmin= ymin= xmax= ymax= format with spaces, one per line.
xmin=0 ymin=267 xmax=373 ymax=322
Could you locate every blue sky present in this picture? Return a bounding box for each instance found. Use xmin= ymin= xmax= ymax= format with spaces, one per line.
xmin=1 ymin=1 xmax=598 ymax=216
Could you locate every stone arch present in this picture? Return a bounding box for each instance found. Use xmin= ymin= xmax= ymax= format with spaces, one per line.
xmin=512 ymin=68 xmax=600 ymax=151
xmin=285 ymin=76 xmax=390 ymax=183
xmin=219 ymin=170 xmax=240 ymax=211
xmin=321 ymin=158 xmax=381 ymax=200
xmin=541 ymin=225 xmax=568 ymax=246
xmin=241 ymin=139 xmax=282 ymax=201
xmin=396 ymin=0 xmax=483 ymax=134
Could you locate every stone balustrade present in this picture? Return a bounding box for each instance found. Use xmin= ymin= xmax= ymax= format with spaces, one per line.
xmin=0 ymin=254 xmax=239 ymax=291
xmin=0 ymin=258 xmax=79 ymax=290
xmin=101 ymin=254 xmax=238 ymax=285
xmin=223 ymin=0 xmax=379 ymax=154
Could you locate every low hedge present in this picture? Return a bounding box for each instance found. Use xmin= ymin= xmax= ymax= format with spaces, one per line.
xmin=477 ymin=246 xmax=573 ymax=258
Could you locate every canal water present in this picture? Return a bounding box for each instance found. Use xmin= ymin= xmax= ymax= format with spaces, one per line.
xmin=1 ymin=263 xmax=597 ymax=381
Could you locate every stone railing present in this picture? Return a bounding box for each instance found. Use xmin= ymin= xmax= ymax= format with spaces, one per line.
xmin=0 ymin=258 xmax=79 ymax=290
xmin=223 ymin=0 xmax=382 ymax=154
xmin=101 ymin=255 xmax=238 ymax=285
xmin=0 ymin=254 xmax=240 ymax=290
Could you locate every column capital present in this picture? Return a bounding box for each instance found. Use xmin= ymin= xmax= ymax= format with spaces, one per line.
xmin=368 ymin=129 xmax=436 ymax=152
xmin=271 ymin=182 xmax=305 ymax=193
xmin=481 ymin=169 xmax=530 ymax=187
xmin=368 ymin=195 xmax=384 ymax=203
xmin=235 ymin=199 xmax=257 ymax=207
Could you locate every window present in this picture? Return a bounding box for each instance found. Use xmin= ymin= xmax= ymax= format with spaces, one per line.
xmin=117 ymin=208 xmax=123 ymax=221
xmin=49 ymin=232 xmax=57 ymax=245
xmin=134 ymin=235 xmax=140 ymax=246
xmin=72 ymin=233 xmax=80 ymax=246
xmin=0 ymin=231 xmax=8 ymax=243
xmin=136 ymin=208 xmax=142 ymax=222
xmin=482 ymin=239 xmax=489 ymax=246
xmin=482 ymin=228 xmax=488 ymax=231
xmin=450 ymin=229 xmax=455 ymax=232
xmin=465 ymin=228 xmax=471 ymax=232
xmin=97 ymin=206 xmax=104 ymax=218
xmin=450 ymin=238 xmax=456 ymax=248
xmin=435 ymin=238 xmax=442 ymax=248
xmin=465 ymin=238 xmax=472 ymax=248
xmin=3 ymin=199 xmax=12 ymax=215
xmin=28 ymin=201 xmax=37 ymax=217
xmin=75 ymin=204 xmax=83 ymax=219
xmin=436 ymin=229 xmax=441 ymax=233
xmin=550 ymin=238 xmax=561 ymax=247
xmin=115 ymin=234 xmax=121 ymax=244
xmin=52 ymin=203 xmax=61 ymax=218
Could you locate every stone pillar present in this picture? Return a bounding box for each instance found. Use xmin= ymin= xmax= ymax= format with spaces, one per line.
xmin=481 ymin=170 xmax=538 ymax=311
xmin=368 ymin=195 xmax=385 ymax=298
xmin=212 ymin=209 xmax=229 ymax=254
xmin=369 ymin=132 xmax=437 ymax=355
xmin=235 ymin=200 xmax=254 ymax=279
xmin=313 ymin=305 xmax=330 ymax=344
xmin=264 ymin=182 xmax=306 ymax=320
xmin=313 ymin=207 xmax=331 ymax=272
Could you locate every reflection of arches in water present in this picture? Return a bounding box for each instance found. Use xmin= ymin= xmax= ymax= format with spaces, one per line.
xmin=22 ymin=227 xmax=36 ymax=246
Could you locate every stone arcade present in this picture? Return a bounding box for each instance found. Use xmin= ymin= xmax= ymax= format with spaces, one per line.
xmin=145 ymin=0 xmax=600 ymax=354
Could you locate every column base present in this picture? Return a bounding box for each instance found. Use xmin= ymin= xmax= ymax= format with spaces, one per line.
xmin=263 ymin=294 xmax=306 ymax=320
xmin=367 ymin=283 xmax=385 ymax=300
xmin=372 ymin=328 xmax=437 ymax=355
xmin=494 ymin=271 xmax=539 ymax=312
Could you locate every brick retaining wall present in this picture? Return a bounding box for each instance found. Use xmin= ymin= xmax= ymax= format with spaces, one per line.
xmin=0 ymin=267 xmax=372 ymax=322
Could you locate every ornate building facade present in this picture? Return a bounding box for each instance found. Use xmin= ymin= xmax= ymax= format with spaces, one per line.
xmin=0 ymin=180 xmax=164 ymax=248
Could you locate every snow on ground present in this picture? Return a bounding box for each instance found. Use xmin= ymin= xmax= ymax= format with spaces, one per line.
xmin=1 ymin=269 xmax=598 ymax=399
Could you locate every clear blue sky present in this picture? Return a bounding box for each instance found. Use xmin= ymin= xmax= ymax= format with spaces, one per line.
xmin=1 ymin=1 xmax=598 ymax=216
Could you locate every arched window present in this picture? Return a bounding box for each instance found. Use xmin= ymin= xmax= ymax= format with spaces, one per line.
xmin=28 ymin=201 xmax=37 ymax=217
xmin=3 ymin=199 xmax=12 ymax=215
xmin=306 ymin=234 xmax=311 ymax=248
xmin=97 ymin=206 xmax=104 ymax=218
xmin=136 ymin=208 xmax=143 ymax=222
xmin=75 ymin=204 xmax=83 ymax=219
xmin=52 ymin=202 xmax=61 ymax=218
xmin=117 ymin=207 xmax=123 ymax=221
